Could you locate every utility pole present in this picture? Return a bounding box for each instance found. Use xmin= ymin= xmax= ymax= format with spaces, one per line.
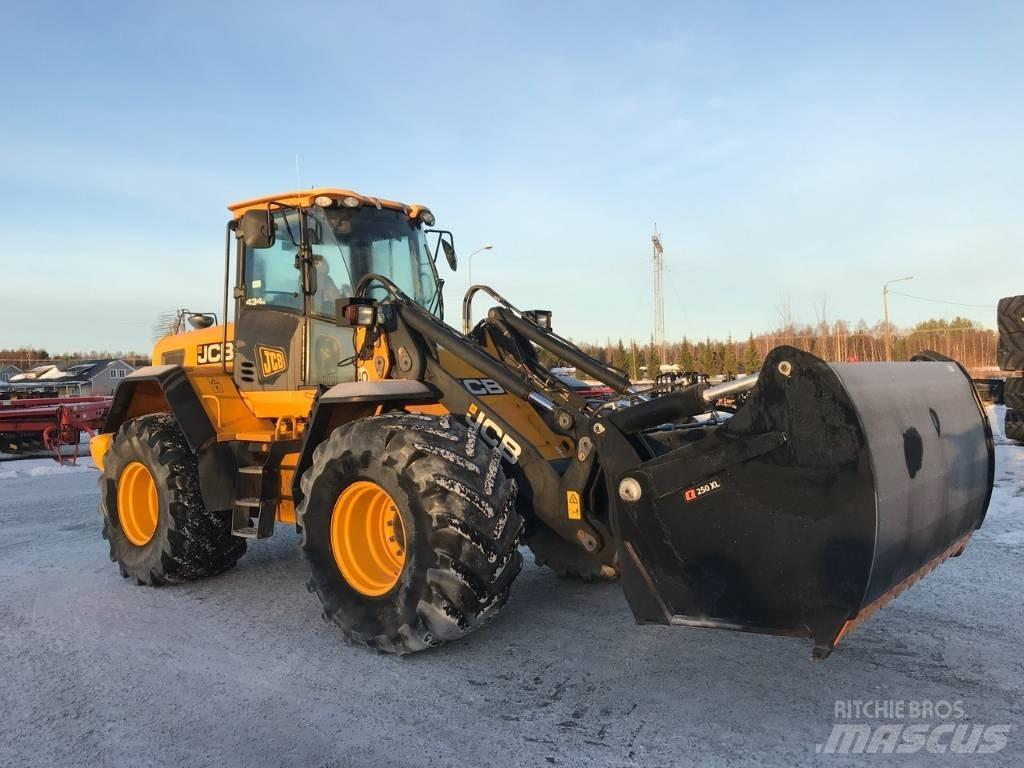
xmin=652 ymin=226 xmax=665 ymax=365
xmin=883 ymin=276 xmax=913 ymax=361
xmin=467 ymin=244 xmax=493 ymax=288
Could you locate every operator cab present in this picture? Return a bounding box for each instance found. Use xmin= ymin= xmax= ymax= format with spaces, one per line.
xmin=229 ymin=189 xmax=454 ymax=392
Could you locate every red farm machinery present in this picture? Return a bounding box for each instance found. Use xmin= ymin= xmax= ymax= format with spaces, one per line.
xmin=0 ymin=396 xmax=112 ymax=463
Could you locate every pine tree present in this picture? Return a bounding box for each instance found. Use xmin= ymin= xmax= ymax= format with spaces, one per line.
xmin=743 ymin=333 xmax=761 ymax=373
xmin=723 ymin=336 xmax=739 ymax=378
xmin=612 ymin=338 xmax=630 ymax=372
xmin=692 ymin=342 xmax=708 ymax=374
xmin=646 ymin=337 xmax=661 ymax=375
xmin=680 ymin=339 xmax=694 ymax=371
xmin=698 ymin=339 xmax=714 ymax=373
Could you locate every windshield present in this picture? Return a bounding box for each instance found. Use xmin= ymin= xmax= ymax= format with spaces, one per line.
xmin=308 ymin=206 xmax=440 ymax=317
xmin=241 ymin=206 xmax=442 ymax=318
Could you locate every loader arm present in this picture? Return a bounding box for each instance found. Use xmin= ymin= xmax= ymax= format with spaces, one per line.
xmin=367 ymin=283 xmax=618 ymax=560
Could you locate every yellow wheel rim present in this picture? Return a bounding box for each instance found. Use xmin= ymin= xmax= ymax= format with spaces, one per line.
xmin=330 ymin=481 xmax=407 ymax=597
xmin=117 ymin=461 xmax=159 ymax=547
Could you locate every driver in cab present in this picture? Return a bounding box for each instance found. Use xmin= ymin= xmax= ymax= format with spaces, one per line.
xmin=312 ymin=255 xmax=351 ymax=316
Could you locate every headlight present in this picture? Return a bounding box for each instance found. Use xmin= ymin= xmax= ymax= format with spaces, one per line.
xmin=337 ymin=299 xmax=378 ymax=328
xmin=528 ymin=310 xmax=552 ymax=330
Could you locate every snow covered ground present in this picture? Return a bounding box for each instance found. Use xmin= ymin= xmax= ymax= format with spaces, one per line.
xmin=0 ymin=409 xmax=1020 ymax=767
xmin=0 ymin=456 xmax=95 ymax=480
xmin=978 ymin=405 xmax=1024 ymax=549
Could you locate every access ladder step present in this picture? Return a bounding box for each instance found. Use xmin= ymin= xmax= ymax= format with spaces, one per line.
xmin=231 ymin=497 xmax=276 ymax=539
xmin=229 ymin=444 xmax=296 ymax=541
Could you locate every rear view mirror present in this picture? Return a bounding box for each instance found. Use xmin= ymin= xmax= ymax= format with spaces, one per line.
xmin=238 ymin=210 xmax=274 ymax=250
xmin=440 ymin=238 xmax=457 ymax=271
xmin=187 ymin=313 xmax=216 ymax=330
xmin=426 ymin=229 xmax=457 ymax=271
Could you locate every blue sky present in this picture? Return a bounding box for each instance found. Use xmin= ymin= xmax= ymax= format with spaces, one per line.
xmin=2 ymin=1 xmax=1021 ymax=353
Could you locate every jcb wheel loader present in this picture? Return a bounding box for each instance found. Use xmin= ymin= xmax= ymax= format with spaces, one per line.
xmin=90 ymin=188 xmax=995 ymax=658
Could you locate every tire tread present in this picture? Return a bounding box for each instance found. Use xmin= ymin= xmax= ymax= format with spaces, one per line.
xmin=298 ymin=412 xmax=523 ymax=654
xmin=99 ymin=413 xmax=245 ymax=585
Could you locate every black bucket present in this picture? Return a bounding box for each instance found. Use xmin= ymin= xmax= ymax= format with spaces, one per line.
xmin=607 ymin=346 xmax=994 ymax=658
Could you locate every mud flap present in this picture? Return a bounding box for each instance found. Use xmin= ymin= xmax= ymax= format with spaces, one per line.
xmin=601 ymin=347 xmax=994 ymax=658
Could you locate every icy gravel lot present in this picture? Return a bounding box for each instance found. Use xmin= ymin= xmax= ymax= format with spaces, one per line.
xmin=0 ymin=409 xmax=1021 ymax=768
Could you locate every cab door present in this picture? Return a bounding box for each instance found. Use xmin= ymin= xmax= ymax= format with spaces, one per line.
xmin=304 ymin=223 xmax=357 ymax=389
xmin=233 ymin=209 xmax=306 ymax=393
xmin=234 ymin=207 xmax=356 ymax=392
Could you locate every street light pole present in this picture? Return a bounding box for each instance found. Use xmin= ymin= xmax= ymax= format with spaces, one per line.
xmin=467 ymin=244 xmax=493 ymax=287
xmin=883 ymin=276 xmax=914 ymax=361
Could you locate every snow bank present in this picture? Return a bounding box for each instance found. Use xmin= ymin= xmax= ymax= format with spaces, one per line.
xmin=0 ymin=457 xmax=97 ymax=480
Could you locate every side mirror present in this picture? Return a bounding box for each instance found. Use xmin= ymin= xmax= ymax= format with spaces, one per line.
xmin=440 ymin=237 xmax=457 ymax=271
xmin=237 ymin=210 xmax=274 ymax=250
xmin=187 ymin=313 xmax=216 ymax=330
xmin=426 ymin=230 xmax=457 ymax=270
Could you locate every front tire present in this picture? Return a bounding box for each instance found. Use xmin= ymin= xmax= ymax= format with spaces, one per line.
xmin=98 ymin=413 xmax=246 ymax=585
xmin=298 ymin=412 xmax=523 ymax=654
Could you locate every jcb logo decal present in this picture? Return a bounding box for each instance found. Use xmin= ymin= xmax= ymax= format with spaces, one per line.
xmin=256 ymin=344 xmax=288 ymax=379
xmin=466 ymin=403 xmax=522 ymax=465
xmin=460 ymin=378 xmax=505 ymax=396
xmin=255 ymin=344 xmax=287 ymax=379
xmin=197 ymin=342 xmax=234 ymax=365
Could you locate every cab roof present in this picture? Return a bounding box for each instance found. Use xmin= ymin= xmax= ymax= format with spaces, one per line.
xmin=227 ymin=187 xmax=430 ymax=221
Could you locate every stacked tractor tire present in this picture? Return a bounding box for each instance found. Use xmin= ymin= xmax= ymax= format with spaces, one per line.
xmin=998 ymin=295 xmax=1024 ymax=443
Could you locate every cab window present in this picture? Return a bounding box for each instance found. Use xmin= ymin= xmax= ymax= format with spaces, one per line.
xmin=242 ymin=210 xmax=303 ymax=311
xmin=308 ymin=206 xmax=440 ymax=317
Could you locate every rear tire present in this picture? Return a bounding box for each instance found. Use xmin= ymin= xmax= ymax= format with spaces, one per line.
xmin=98 ymin=413 xmax=246 ymax=585
xmin=298 ymin=412 xmax=524 ymax=654
xmin=998 ymin=334 xmax=1024 ymax=371
xmin=997 ymin=295 xmax=1024 ymax=335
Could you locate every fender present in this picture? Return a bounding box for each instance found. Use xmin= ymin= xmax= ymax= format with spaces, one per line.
xmin=292 ymin=380 xmax=440 ymax=505
xmin=105 ymin=365 xmax=215 ymax=449
xmin=101 ymin=365 xmax=235 ymax=511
